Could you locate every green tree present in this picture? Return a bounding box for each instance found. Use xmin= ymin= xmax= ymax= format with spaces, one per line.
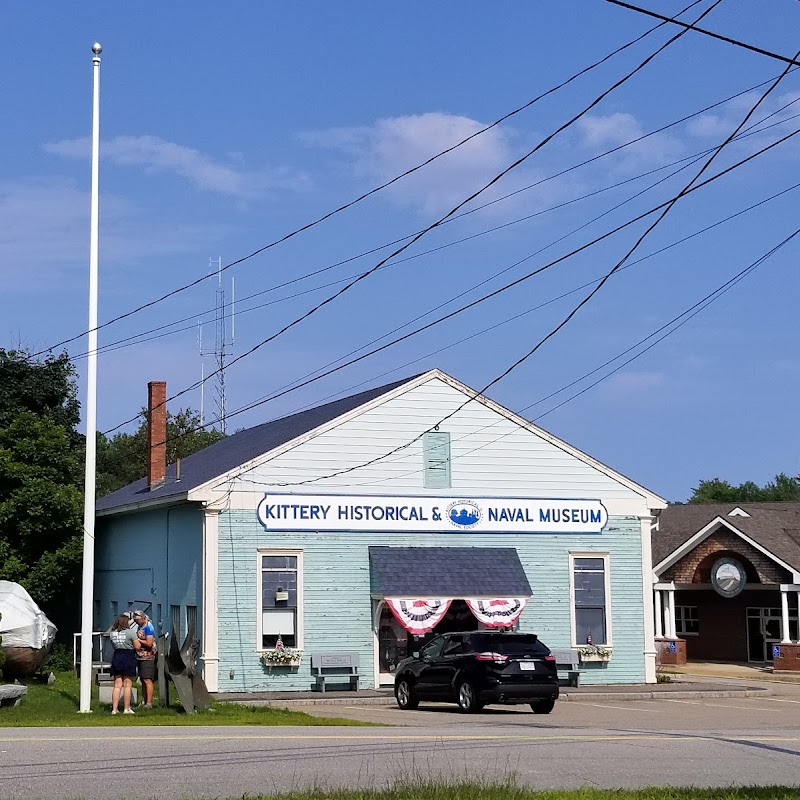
xmin=689 ymin=473 xmax=800 ymax=503
xmin=97 ymin=408 xmax=225 ymax=496
xmin=0 ymin=350 xmax=84 ymax=617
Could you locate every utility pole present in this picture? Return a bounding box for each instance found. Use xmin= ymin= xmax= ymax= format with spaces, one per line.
xmin=79 ymin=42 xmax=102 ymax=714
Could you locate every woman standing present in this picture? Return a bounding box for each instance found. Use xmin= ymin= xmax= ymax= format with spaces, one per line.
xmin=108 ymin=613 xmax=140 ymax=714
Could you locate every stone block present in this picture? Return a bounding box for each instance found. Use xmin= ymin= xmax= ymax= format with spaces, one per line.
xmin=656 ymin=637 xmax=687 ymax=666
xmin=99 ymin=684 xmax=138 ymax=705
xmin=772 ymin=642 xmax=800 ymax=671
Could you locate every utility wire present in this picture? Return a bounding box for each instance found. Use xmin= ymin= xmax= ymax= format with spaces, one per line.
xmin=72 ymin=101 xmax=800 ymax=362
xmin=255 ymin=43 xmax=800 ymax=487
xmin=35 ymin=0 xmax=705 ymax=359
xmin=604 ymin=0 xmax=800 ymax=67
xmin=154 ymin=119 xmax=800 ymax=447
xmin=103 ymin=0 xmax=723 ymax=435
xmin=335 ymin=227 xmax=800 ymax=487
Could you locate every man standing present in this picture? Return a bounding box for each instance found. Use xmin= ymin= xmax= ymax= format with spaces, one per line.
xmin=132 ymin=610 xmax=156 ymax=708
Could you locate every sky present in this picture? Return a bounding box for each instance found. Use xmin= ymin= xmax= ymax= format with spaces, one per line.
xmin=2 ymin=1 xmax=800 ymax=503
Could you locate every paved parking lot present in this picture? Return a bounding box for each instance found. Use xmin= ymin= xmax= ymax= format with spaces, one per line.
xmin=278 ymin=677 xmax=800 ymax=730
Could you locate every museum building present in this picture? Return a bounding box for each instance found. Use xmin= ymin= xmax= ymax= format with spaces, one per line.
xmin=94 ymin=368 xmax=666 ymax=692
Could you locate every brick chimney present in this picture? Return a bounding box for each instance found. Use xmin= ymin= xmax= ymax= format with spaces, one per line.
xmin=147 ymin=381 xmax=167 ymax=489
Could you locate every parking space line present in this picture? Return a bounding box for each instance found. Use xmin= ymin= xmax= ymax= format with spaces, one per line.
xmin=588 ymin=703 xmax=659 ymax=713
xmin=663 ymin=699 xmax=702 ymax=705
xmin=763 ymin=697 xmax=800 ymax=704
xmin=699 ymin=702 xmax=776 ymax=711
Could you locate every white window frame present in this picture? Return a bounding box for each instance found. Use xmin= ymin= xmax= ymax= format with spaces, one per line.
xmin=256 ymin=549 xmax=303 ymax=652
xmin=569 ymin=552 xmax=612 ymax=647
xmin=675 ymin=605 xmax=699 ymax=637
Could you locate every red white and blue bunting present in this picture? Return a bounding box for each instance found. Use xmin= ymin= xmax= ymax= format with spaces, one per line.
xmin=386 ymin=598 xmax=453 ymax=634
xmin=465 ymin=598 xmax=527 ymax=628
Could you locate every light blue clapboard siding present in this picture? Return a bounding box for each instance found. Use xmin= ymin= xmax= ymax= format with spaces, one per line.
xmin=95 ymin=505 xmax=203 ymax=639
xmin=216 ymin=513 xmax=645 ymax=692
xmin=231 ymin=377 xmax=646 ymax=501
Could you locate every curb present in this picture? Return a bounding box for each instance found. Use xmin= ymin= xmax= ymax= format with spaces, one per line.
xmin=233 ymin=686 xmax=769 ymax=708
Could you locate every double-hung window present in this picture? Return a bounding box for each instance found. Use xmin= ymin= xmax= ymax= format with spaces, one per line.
xmin=676 ymin=605 xmax=699 ymax=636
xmin=571 ymin=554 xmax=610 ymax=646
xmin=260 ymin=551 xmax=301 ymax=649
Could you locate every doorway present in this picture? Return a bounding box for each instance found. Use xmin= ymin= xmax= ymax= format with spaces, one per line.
xmin=746 ymin=607 xmax=799 ymax=662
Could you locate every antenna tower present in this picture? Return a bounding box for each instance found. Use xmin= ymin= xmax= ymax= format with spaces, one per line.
xmin=199 ymin=257 xmax=235 ymax=433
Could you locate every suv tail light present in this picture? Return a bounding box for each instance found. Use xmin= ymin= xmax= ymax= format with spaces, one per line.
xmin=544 ymin=654 xmax=556 ymax=662
xmin=475 ymin=652 xmax=508 ymax=663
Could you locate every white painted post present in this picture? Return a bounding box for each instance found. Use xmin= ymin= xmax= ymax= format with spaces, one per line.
xmin=667 ymin=588 xmax=677 ymax=639
xmin=79 ymin=42 xmax=102 ymax=714
xmin=654 ymin=590 xmax=663 ymax=638
xmin=781 ymin=588 xmax=791 ymax=643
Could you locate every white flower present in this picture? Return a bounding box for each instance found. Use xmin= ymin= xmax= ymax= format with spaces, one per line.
xmin=260 ymin=648 xmax=303 ymax=666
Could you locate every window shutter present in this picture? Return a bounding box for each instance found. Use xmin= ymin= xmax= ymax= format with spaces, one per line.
xmin=423 ymin=431 xmax=451 ymax=489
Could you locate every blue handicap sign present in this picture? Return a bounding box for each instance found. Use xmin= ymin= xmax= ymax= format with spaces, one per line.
xmin=668 ymin=641 xmax=677 ymax=653
xmin=773 ymin=645 xmax=781 ymax=659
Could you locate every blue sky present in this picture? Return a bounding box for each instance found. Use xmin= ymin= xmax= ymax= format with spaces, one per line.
xmin=2 ymin=1 xmax=800 ymax=502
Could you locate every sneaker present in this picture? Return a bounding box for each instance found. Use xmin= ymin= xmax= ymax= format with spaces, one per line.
xmin=123 ymin=708 xmax=135 ymax=714
xmin=111 ymin=710 xmax=119 ymax=715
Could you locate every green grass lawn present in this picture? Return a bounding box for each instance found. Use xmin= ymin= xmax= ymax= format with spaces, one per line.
xmin=153 ymin=785 xmax=800 ymax=800
xmin=0 ymin=671 xmax=370 ymax=727
xmin=243 ymin=788 xmax=800 ymax=800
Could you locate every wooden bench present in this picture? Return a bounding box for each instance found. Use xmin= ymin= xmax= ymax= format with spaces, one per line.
xmin=550 ymin=648 xmax=580 ymax=687
xmin=311 ymin=652 xmax=359 ymax=692
xmin=0 ymin=684 xmax=27 ymax=708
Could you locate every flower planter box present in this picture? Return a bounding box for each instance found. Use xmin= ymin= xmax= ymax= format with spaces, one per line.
xmin=579 ymin=652 xmax=611 ymax=663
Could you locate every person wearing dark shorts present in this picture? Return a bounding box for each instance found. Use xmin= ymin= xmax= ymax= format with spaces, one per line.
xmin=132 ymin=610 xmax=157 ymax=708
xmin=109 ymin=613 xmax=140 ymax=714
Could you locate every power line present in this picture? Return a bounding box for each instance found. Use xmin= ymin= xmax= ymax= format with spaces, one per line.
xmin=35 ymin=0 xmax=705 ymax=359
xmin=75 ymin=101 xmax=800 ymax=363
xmin=337 ymin=227 xmax=800 ymax=487
xmin=158 ymin=120 xmax=800 ymax=446
xmin=103 ymin=0 xmax=723 ymax=435
xmin=249 ymin=46 xmax=799 ymax=487
xmin=604 ymin=0 xmax=800 ymax=67
xmin=68 ymin=67 xmax=800 ymax=362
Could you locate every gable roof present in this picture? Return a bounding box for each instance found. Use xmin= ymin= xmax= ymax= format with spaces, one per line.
xmin=96 ymin=375 xmax=419 ymax=514
xmin=653 ymin=502 xmax=800 ymax=574
xmin=98 ymin=368 xmax=666 ymax=516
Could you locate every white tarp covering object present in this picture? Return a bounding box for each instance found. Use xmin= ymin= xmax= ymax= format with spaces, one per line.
xmin=0 ymin=580 xmax=57 ymax=649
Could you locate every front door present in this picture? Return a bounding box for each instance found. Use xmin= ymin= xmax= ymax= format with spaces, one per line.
xmin=747 ymin=607 xmax=798 ymax=662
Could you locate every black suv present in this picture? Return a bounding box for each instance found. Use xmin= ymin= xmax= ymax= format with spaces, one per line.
xmin=394 ymin=631 xmax=558 ymax=714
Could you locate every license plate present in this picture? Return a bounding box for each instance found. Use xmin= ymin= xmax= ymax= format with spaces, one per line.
xmin=519 ymin=662 xmax=537 ymax=671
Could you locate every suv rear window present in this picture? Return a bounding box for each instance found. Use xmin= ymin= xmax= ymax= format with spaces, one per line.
xmin=469 ymin=633 xmax=551 ymax=657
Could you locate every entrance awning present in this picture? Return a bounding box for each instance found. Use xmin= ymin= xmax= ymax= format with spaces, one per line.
xmin=369 ymin=545 xmax=531 ymax=597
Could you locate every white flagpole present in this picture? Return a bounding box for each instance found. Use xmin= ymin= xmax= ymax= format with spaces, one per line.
xmin=79 ymin=42 xmax=102 ymax=714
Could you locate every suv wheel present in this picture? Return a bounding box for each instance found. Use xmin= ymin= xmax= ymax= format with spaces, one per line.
xmin=456 ymin=680 xmax=481 ymax=713
xmin=395 ymin=677 xmax=419 ymax=710
xmin=529 ymin=699 xmax=556 ymax=714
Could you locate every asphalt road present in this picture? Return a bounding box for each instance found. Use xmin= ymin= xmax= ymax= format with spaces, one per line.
xmin=2 ymin=684 xmax=800 ymax=799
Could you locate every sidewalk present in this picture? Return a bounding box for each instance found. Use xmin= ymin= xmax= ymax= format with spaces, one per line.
xmin=215 ymin=675 xmax=770 ymax=707
xmin=665 ymin=660 xmax=800 ymax=684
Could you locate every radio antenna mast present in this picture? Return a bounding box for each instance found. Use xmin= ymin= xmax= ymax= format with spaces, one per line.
xmin=199 ymin=257 xmax=235 ymax=433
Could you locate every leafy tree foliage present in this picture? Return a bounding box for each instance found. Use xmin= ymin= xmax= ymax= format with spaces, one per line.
xmin=689 ymin=473 xmax=800 ymax=503
xmin=0 ymin=350 xmax=84 ymax=615
xmin=97 ymin=408 xmax=225 ymax=496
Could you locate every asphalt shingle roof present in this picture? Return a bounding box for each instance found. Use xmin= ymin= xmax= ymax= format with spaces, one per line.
xmin=653 ymin=502 xmax=800 ymax=572
xmin=96 ymin=375 xmax=419 ymax=513
xmin=368 ymin=546 xmax=532 ymax=596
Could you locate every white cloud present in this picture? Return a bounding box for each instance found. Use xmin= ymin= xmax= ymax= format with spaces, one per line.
xmin=302 ymin=112 xmax=557 ymax=217
xmin=687 ymin=90 xmax=800 ymax=153
xmin=44 ymin=135 xmax=310 ymax=199
xmin=600 ymin=370 xmax=665 ymax=400
xmin=0 ymin=177 xmax=227 ymax=289
xmin=577 ymin=112 xmax=683 ymax=170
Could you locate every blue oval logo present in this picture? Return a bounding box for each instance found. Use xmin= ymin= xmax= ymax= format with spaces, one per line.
xmin=447 ymin=501 xmax=482 ymax=528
